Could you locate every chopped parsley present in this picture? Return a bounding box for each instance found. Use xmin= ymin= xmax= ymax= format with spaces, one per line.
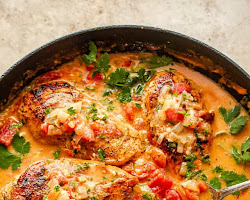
xmin=106 ymin=68 xmax=155 ymax=103
xmin=67 ymin=107 xmax=76 ymax=116
xmin=177 ymin=110 xmax=190 ymax=118
xmin=219 ymin=105 xmax=247 ymax=134
xmin=12 ymin=134 xmax=30 ymax=156
xmin=84 ymin=163 xmax=90 ymax=169
xmin=135 ymin=103 xmax=141 ymax=108
xmin=142 ymin=192 xmax=155 ymax=200
xmin=99 ymin=134 xmax=106 ymax=139
xmin=220 ymin=171 xmax=248 ymax=187
xmin=107 ymin=106 xmax=114 ymax=111
xmin=184 ymin=154 xmax=207 ymax=181
xmin=220 ymin=171 xmax=248 ymax=195
xmin=173 ymin=93 xmax=178 ymax=97
xmin=87 ymin=103 xmax=97 ymax=114
xmin=88 ymin=197 xmax=98 ymax=200
xmin=9 ymin=122 xmax=23 ymax=129
xmin=202 ymin=154 xmax=210 ymax=163
xmin=185 ymin=154 xmax=197 ymax=162
xmin=168 ymin=67 xmax=176 ymax=72
xmin=0 ymin=145 xmax=21 ymax=171
xmin=133 ymin=83 xmax=145 ymax=95
xmin=92 ymin=52 xmax=111 ymax=79
xmin=53 ymin=149 xmax=61 ymax=160
xmin=97 ymin=149 xmax=106 ymax=161
xmin=209 ymin=170 xmax=248 ymax=195
xmin=230 ymin=116 xmax=248 ymax=134
xmin=232 ymin=137 xmax=250 ymax=165
xmin=54 ymin=185 xmax=60 ymax=192
xmin=103 ymin=89 xmax=114 ymax=97
xmin=186 ymin=169 xmax=207 ymax=181
xmin=44 ymin=107 xmax=50 ymax=114
xmin=82 ymin=41 xmax=97 ymax=65
xmin=91 ymin=113 xmax=99 ymax=121
xmin=102 ymin=114 xmax=108 ymax=121
xmin=212 ymin=166 xmax=223 ymax=173
xmin=209 ymin=177 xmax=221 ymax=189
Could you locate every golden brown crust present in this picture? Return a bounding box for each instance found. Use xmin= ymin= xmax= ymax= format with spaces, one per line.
xmin=142 ymin=71 xmax=213 ymax=177
xmin=0 ymin=159 xmax=138 ymax=200
xmin=18 ymin=81 xmax=83 ymax=145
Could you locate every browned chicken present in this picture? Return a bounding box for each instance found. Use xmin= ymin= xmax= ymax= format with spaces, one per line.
xmin=142 ymin=71 xmax=214 ymax=176
xmin=0 ymin=159 xmax=139 ymax=200
xmin=19 ymin=81 xmax=145 ymax=166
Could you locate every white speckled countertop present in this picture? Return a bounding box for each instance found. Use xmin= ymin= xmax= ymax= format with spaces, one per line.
xmin=0 ymin=0 xmax=249 ymax=76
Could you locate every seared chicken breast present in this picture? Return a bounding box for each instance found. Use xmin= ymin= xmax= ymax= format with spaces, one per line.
xmin=19 ymin=81 xmax=145 ymax=166
xmin=0 ymin=159 xmax=139 ymax=200
xmin=142 ymin=71 xmax=214 ymax=174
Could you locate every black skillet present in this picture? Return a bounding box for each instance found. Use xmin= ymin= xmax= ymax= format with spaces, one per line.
xmin=0 ymin=25 xmax=249 ymax=111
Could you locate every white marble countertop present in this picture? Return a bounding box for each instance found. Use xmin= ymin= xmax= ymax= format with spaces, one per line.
xmin=0 ymin=0 xmax=249 ymax=76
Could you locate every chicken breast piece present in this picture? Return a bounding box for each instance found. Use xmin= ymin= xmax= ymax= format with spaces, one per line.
xmin=0 ymin=159 xmax=139 ymax=200
xmin=142 ymin=71 xmax=213 ymax=174
xmin=19 ymin=81 xmax=145 ymax=166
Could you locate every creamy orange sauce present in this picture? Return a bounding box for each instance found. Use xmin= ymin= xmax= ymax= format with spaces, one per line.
xmin=0 ymin=53 xmax=249 ymax=200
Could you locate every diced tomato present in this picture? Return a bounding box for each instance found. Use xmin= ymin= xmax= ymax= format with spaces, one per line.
xmin=122 ymin=60 xmax=132 ymax=67
xmin=131 ymin=163 xmax=156 ymax=180
xmin=148 ymin=169 xmax=173 ymax=196
xmin=79 ymin=128 xmax=95 ymax=142
xmin=37 ymin=71 xmax=61 ymax=83
xmin=61 ymin=121 xmax=76 ymax=134
xmin=86 ymin=65 xmax=94 ymax=71
xmin=0 ymin=118 xmax=17 ymax=146
xmin=184 ymin=189 xmax=199 ymax=200
xmin=165 ymin=189 xmax=182 ymax=200
xmin=122 ymin=102 xmax=135 ymax=122
xmin=90 ymin=122 xmax=121 ymax=138
xmin=41 ymin=122 xmax=49 ymax=135
xmin=85 ymin=64 xmax=103 ymax=81
xmin=165 ymin=108 xmax=184 ymax=123
xmin=151 ymin=147 xmax=167 ymax=168
xmin=134 ymin=120 xmax=147 ymax=131
xmin=63 ymin=148 xmax=74 ymax=157
xmin=147 ymin=131 xmax=156 ymax=145
xmin=197 ymin=180 xmax=208 ymax=193
xmin=174 ymin=83 xmax=191 ymax=95
xmin=87 ymin=72 xmax=103 ymax=81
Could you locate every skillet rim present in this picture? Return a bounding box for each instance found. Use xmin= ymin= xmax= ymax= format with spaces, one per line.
xmin=0 ymin=25 xmax=249 ymax=110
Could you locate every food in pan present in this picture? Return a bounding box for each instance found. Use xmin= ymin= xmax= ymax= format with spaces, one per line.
xmin=0 ymin=42 xmax=249 ymax=200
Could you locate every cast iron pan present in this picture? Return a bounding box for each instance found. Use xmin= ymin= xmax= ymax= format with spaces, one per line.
xmin=0 ymin=25 xmax=249 ymax=111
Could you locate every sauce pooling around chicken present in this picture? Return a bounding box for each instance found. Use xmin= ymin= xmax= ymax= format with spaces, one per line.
xmin=0 ymin=42 xmax=249 ymax=200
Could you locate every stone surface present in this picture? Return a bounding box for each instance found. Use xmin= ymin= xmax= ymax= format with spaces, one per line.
xmin=0 ymin=0 xmax=249 ymax=76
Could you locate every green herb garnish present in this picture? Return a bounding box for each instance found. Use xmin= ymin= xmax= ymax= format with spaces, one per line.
xmin=67 ymin=107 xmax=76 ymax=116
xmin=212 ymin=166 xmax=223 ymax=173
xmin=82 ymin=41 xmax=97 ymax=65
xmin=12 ymin=134 xmax=30 ymax=156
xmin=142 ymin=192 xmax=155 ymax=200
xmin=9 ymin=122 xmax=23 ymax=129
xmin=53 ymin=149 xmax=61 ymax=159
xmin=232 ymin=137 xmax=250 ymax=164
xmin=92 ymin=53 xmax=111 ymax=79
xmin=45 ymin=107 xmax=50 ymax=114
xmin=209 ymin=177 xmax=221 ymax=189
xmin=97 ymin=149 xmax=106 ymax=161
xmin=219 ymin=106 xmax=247 ymax=134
